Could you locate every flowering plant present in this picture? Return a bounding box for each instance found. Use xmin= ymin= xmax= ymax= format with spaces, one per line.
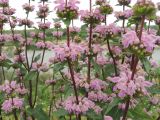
xmin=0 ymin=0 xmax=160 ymax=120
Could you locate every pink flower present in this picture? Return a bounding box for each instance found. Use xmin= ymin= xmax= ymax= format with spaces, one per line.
xmin=80 ymin=8 xmax=105 ymax=24
xmin=50 ymin=43 xmax=85 ymax=63
xmin=35 ymin=41 xmax=46 ymax=49
xmin=104 ymin=116 xmax=113 ymax=120
xmin=94 ymin=24 xmax=121 ymax=37
xmin=54 ymin=22 xmax=61 ymax=28
xmin=155 ymin=16 xmax=160 ymax=25
xmin=0 ymin=53 xmax=7 ymax=62
xmin=122 ymin=30 xmax=139 ymax=48
xmin=38 ymin=22 xmax=51 ymax=29
xmin=13 ymin=54 xmax=25 ymax=63
xmin=69 ymin=27 xmax=80 ymax=34
xmin=0 ymin=0 xmax=8 ymax=6
xmin=2 ymin=98 xmax=23 ymax=113
xmin=141 ymin=32 xmax=156 ymax=52
xmin=22 ymin=3 xmax=35 ymax=12
xmin=108 ymin=64 xmax=153 ymax=98
xmin=96 ymin=55 xmax=108 ymax=66
xmin=52 ymin=31 xmax=63 ymax=38
xmin=18 ymin=19 xmax=34 ymax=28
xmin=96 ymin=0 xmax=106 ymax=5
xmin=54 ymin=0 xmax=80 ymax=12
xmin=3 ymin=7 xmax=16 ymax=15
xmin=45 ymin=80 xmax=56 ymax=85
xmin=90 ymin=79 xmax=107 ymax=91
xmin=32 ymin=62 xmax=49 ymax=72
xmin=149 ymin=96 xmax=159 ymax=105
xmin=0 ymin=80 xmax=27 ymax=95
xmin=1 ymin=99 xmax=12 ymax=113
xmin=63 ymin=96 xmax=100 ymax=115
xmin=115 ymin=9 xmax=133 ymax=20
xmin=150 ymin=59 xmax=159 ymax=68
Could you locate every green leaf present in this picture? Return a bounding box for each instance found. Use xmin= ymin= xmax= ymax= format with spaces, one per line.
xmin=128 ymin=106 xmax=154 ymax=120
xmin=141 ymin=58 xmax=151 ymax=73
xmin=24 ymin=71 xmax=37 ymax=81
xmin=148 ymin=84 xmax=160 ymax=94
xmin=86 ymin=110 xmax=102 ymax=120
xmin=34 ymin=53 xmax=41 ymax=62
xmin=104 ymin=98 xmax=120 ymax=114
xmin=107 ymin=106 xmax=123 ymax=120
xmin=53 ymin=109 xmax=68 ymax=118
xmin=33 ymin=105 xmax=49 ymax=120
xmin=53 ymin=62 xmax=65 ymax=73
xmin=62 ymin=19 xmax=71 ymax=26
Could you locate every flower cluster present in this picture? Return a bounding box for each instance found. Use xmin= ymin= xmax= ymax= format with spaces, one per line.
xmin=52 ymin=31 xmax=63 ymax=38
xmin=3 ymin=7 xmax=16 ymax=15
xmin=94 ymin=24 xmax=121 ymax=38
xmin=18 ymin=18 xmax=34 ymax=28
xmin=37 ymin=4 xmax=49 ymax=18
xmin=22 ymin=3 xmax=35 ymax=12
xmin=54 ymin=22 xmax=61 ymax=28
xmin=2 ymin=98 xmax=23 ymax=113
xmin=0 ymin=53 xmax=7 ymax=62
xmin=13 ymin=53 xmax=26 ymax=63
xmin=49 ymin=43 xmax=86 ymax=62
xmin=155 ymin=16 xmax=160 ymax=25
xmin=54 ymin=0 xmax=79 ymax=20
xmin=63 ymin=96 xmax=102 ymax=115
xmin=32 ymin=62 xmax=49 ymax=72
xmin=96 ymin=54 xmax=109 ymax=66
xmin=80 ymin=9 xmax=105 ymax=24
xmin=69 ymin=27 xmax=80 ymax=35
xmin=118 ymin=0 xmax=131 ymax=6
xmin=96 ymin=0 xmax=106 ymax=5
xmin=133 ymin=0 xmax=156 ymax=17
xmin=45 ymin=79 xmax=56 ymax=86
xmin=122 ymin=30 xmax=157 ymax=55
xmin=104 ymin=116 xmax=113 ymax=120
xmin=115 ymin=9 xmax=133 ymax=20
xmin=38 ymin=22 xmax=51 ymax=30
xmin=0 ymin=0 xmax=9 ymax=7
xmin=108 ymin=64 xmax=153 ymax=98
xmin=35 ymin=41 xmax=54 ymax=49
xmin=99 ymin=2 xmax=113 ymax=15
xmin=30 ymin=32 xmax=46 ymax=39
xmin=0 ymin=80 xmax=28 ymax=95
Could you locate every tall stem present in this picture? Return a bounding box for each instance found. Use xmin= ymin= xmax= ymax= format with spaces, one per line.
xmin=106 ymin=39 xmax=118 ymax=76
xmin=13 ymin=110 xmax=18 ymax=120
xmin=122 ymin=5 xmax=125 ymax=33
xmin=122 ymin=14 xmax=145 ymax=120
xmin=147 ymin=20 xmax=151 ymax=34
xmin=24 ymin=7 xmax=30 ymax=70
xmin=67 ymin=27 xmax=70 ymax=46
xmin=87 ymin=0 xmax=92 ymax=82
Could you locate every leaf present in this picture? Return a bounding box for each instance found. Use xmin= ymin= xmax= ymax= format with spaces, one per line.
xmin=107 ymin=106 xmax=123 ymax=120
xmin=24 ymin=71 xmax=37 ymax=81
xmin=34 ymin=53 xmax=41 ymax=62
xmin=53 ymin=109 xmax=68 ymax=118
xmin=104 ymin=98 xmax=120 ymax=114
xmin=33 ymin=105 xmax=49 ymax=120
xmin=148 ymin=84 xmax=160 ymax=94
xmin=86 ymin=110 xmax=102 ymax=120
xmin=53 ymin=62 xmax=66 ymax=73
xmin=141 ymin=58 xmax=151 ymax=73
xmin=61 ymin=18 xmax=71 ymax=26
xmin=128 ymin=106 xmax=154 ymax=120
